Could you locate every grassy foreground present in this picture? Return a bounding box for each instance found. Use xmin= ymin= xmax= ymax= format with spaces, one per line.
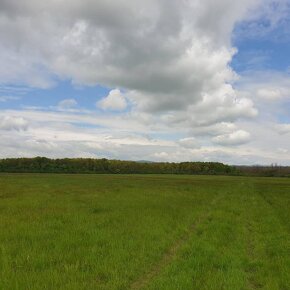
xmin=0 ymin=174 xmax=289 ymax=290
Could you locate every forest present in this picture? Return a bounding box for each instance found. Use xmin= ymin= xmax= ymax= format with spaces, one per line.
xmin=0 ymin=157 xmax=289 ymax=177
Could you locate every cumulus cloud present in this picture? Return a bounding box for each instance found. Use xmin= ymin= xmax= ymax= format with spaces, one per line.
xmin=0 ymin=116 xmax=28 ymax=131
xmin=236 ymin=70 xmax=290 ymax=126
xmin=0 ymin=0 xmax=260 ymax=121
xmin=0 ymin=1 xmax=289 ymax=164
xmin=97 ymin=89 xmax=127 ymax=111
xmin=212 ymin=130 xmax=251 ymax=146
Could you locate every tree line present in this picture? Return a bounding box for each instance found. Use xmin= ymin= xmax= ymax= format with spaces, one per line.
xmin=0 ymin=157 xmax=289 ymax=177
xmin=235 ymin=165 xmax=290 ymax=177
xmin=0 ymin=157 xmax=238 ymax=175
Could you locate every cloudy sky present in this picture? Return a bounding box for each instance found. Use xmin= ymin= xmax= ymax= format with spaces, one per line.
xmin=0 ymin=0 xmax=290 ymax=165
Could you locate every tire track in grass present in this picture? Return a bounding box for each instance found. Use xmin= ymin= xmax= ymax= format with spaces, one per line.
xmin=257 ymin=189 xmax=290 ymax=235
xmin=245 ymin=219 xmax=263 ymax=290
xmin=130 ymin=194 xmax=222 ymax=290
xmin=244 ymin=185 xmax=288 ymax=290
xmin=242 ymin=183 xmax=263 ymax=290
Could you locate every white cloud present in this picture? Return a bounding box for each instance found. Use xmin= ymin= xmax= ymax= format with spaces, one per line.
xmin=178 ymin=137 xmax=200 ymax=149
xmin=237 ymin=70 xmax=290 ymax=100
xmin=276 ymin=124 xmax=290 ymax=135
xmin=0 ymin=1 xmax=289 ymax=165
xmin=0 ymin=116 xmax=28 ymax=131
xmin=153 ymin=152 xmax=169 ymax=160
xmin=58 ymin=98 xmax=78 ymax=109
xmin=233 ymin=0 xmax=290 ymax=43
xmin=0 ymin=109 xmax=289 ymax=165
xmin=212 ymin=130 xmax=251 ymax=146
xmin=0 ymin=96 xmax=20 ymax=102
xmin=235 ymin=70 xmax=290 ymax=128
xmin=256 ymin=88 xmax=284 ymax=100
xmin=277 ymin=148 xmax=288 ymax=154
xmin=97 ymin=89 xmax=127 ymax=111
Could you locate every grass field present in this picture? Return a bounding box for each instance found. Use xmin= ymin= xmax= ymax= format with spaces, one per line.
xmin=0 ymin=174 xmax=289 ymax=290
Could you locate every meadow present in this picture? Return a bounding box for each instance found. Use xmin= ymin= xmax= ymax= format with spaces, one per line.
xmin=0 ymin=174 xmax=289 ymax=290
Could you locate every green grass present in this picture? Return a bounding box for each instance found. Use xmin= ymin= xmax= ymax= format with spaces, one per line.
xmin=0 ymin=174 xmax=289 ymax=290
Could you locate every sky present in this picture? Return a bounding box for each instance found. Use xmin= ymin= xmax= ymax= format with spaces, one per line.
xmin=0 ymin=0 xmax=290 ymax=165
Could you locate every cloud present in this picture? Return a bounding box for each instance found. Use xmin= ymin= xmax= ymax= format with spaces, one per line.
xmin=0 ymin=116 xmax=28 ymax=131
xmin=58 ymin=98 xmax=78 ymax=109
xmin=238 ymin=70 xmax=290 ymax=101
xmin=212 ymin=130 xmax=251 ymax=146
xmin=0 ymin=96 xmax=20 ymax=102
xmin=97 ymin=89 xmax=127 ymax=111
xmin=256 ymin=88 xmax=284 ymax=100
xmin=153 ymin=152 xmax=169 ymax=160
xmin=277 ymin=147 xmax=288 ymax=154
xmin=189 ymin=122 xmax=238 ymax=136
xmin=234 ymin=0 xmax=290 ymax=41
xmin=178 ymin=137 xmax=200 ymax=149
xmin=0 ymin=0 xmax=260 ymax=123
xmin=1 ymin=1 xmax=289 ymax=165
xmin=276 ymin=124 xmax=290 ymax=135
xmin=235 ymin=70 xmax=290 ymax=125
xmin=0 ymin=108 xmax=290 ymax=165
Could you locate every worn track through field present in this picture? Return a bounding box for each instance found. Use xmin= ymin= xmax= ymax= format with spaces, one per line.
xmin=130 ymin=194 xmax=221 ymax=290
